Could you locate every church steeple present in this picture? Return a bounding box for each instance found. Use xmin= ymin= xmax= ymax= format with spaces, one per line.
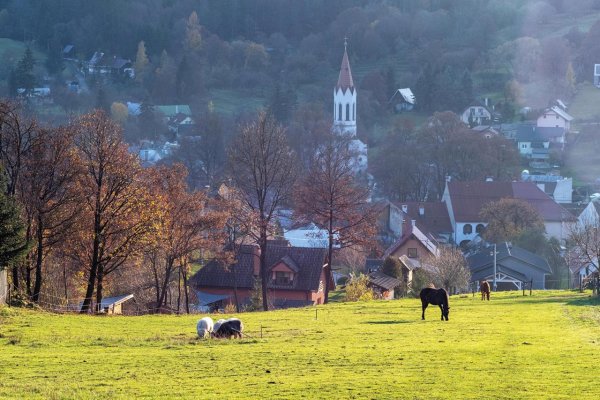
xmin=336 ymin=38 xmax=354 ymax=93
xmin=333 ymin=39 xmax=357 ymax=137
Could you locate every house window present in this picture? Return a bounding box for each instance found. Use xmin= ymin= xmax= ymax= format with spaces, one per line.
xmin=346 ymin=103 xmax=350 ymax=121
xmin=338 ymin=103 xmax=342 ymax=121
xmin=556 ymin=115 xmax=559 ymax=119
xmin=476 ymin=224 xmax=485 ymax=234
xmin=408 ymin=248 xmax=418 ymax=258
xmin=275 ymin=271 xmax=292 ymax=285
xmin=463 ymin=224 xmax=473 ymax=235
xmin=521 ymin=144 xmax=527 ymax=149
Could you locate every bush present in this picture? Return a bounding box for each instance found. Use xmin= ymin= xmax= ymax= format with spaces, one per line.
xmin=345 ymin=274 xmax=374 ymax=302
xmin=409 ymin=269 xmax=431 ymax=298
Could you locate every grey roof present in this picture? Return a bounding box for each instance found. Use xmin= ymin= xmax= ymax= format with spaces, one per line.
xmin=99 ymin=294 xmax=134 ymax=308
xmin=471 ymin=264 xmax=529 ymax=283
xmin=467 ymin=243 xmax=551 ymax=274
xmin=367 ymin=271 xmax=401 ymax=291
xmin=516 ymin=124 xmax=565 ymax=142
xmin=190 ymin=244 xmax=328 ymax=292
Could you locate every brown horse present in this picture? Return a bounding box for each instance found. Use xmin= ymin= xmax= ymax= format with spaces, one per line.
xmin=480 ymin=280 xmax=490 ymax=301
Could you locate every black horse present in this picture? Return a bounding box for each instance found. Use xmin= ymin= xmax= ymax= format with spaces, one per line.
xmin=420 ymin=288 xmax=450 ymax=321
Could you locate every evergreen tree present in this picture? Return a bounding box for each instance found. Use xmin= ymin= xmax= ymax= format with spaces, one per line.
xmin=0 ymin=167 xmax=28 ymax=272
xmin=14 ymin=47 xmax=36 ymax=97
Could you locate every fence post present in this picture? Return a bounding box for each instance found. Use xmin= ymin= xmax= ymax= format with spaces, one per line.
xmin=529 ymin=279 xmax=533 ymax=296
xmin=523 ymin=281 xmax=525 ymax=297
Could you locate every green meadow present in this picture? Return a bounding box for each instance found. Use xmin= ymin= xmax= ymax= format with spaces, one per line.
xmin=0 ymin=291 xmax=598 ymax=399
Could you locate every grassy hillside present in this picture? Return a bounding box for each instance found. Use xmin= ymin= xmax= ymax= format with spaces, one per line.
xmin=0 ymin=291 xmax=598 ymax=399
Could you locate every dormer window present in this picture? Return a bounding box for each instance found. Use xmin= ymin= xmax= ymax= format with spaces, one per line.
xmin=275 ymin=271 xmax=293 ymax=285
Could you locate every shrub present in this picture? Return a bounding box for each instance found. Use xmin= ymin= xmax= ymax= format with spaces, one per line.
xmin=345 ymin=274 xmax=374 ymax=302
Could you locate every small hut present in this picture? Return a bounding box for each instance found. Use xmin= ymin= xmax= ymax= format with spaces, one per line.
xmin=367 ymin=271 xmax=401 ymax=300
xmin=99 ymin=294 xmax=134 ymax=314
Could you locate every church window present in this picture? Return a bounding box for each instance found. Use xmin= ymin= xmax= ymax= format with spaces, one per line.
xmin=338 ymin=103 xmax=342 ymax=121
xmin=346 ymin=103 xmax=350 ymax=121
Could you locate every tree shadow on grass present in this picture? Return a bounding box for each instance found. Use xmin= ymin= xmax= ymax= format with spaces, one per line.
xmin=362 ymin=320 xmax=413 ymax=325
xmin=566 ymin=296 xmax=600 ymax=307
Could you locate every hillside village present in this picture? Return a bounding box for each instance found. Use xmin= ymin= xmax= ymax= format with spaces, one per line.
xmin=1 ymin=1 xmax=600 ymax=315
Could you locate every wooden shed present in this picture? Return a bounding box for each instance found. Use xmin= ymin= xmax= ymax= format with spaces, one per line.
xmin=99 ymin=294 xmax=134 ymax=315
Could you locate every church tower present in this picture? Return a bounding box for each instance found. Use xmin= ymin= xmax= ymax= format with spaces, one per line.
xmin=333 ymin=40 xmax=357 ymax=137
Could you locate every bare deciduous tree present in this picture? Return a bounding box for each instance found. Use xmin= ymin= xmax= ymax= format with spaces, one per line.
xmin=21 ymin=125 xmax=82 ymax=302
xmin=294 ymin=133 xmax=377 ymax=303
xmin=72 ymin=110 xmax=155 ymax=313
xmin=228 ymin=111 xmax=297 ymax=310
xmin=423 ymin=247 xmax=471 ymax=293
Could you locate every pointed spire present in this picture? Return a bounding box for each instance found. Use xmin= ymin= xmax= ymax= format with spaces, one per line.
xmin=336 ymin=39 xmax=354 ymax=92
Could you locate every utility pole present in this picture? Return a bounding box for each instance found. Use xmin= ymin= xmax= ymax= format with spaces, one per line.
xmin=493 ymin=243 xmax=498 ymax=291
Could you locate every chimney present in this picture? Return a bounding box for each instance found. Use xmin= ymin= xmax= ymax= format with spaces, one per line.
xmin=252 ymin=245 xmax=261 ymax=277
xmin=402 ymin=204 xmax=408 ymax=213
xmin=419 ymin=204 xmax=425 ymax=216
xmin=411 ymin=219 xmax=416 ymax=228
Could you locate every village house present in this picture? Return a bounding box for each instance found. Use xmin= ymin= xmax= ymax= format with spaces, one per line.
xmin=189 ymin=243 xmax=334 ymax=309
xmin=471 ymin=125 xmax=499 ymax=139
xmin=536 ymin=106 xmax=573 ymax=132
xmin=375 ymin=201 xmax=405 ymax=246
xmin=460 ymin=102 xmax=494 ymax=126
xmin=86 ymin=51 xmax=134 ymax=78
xmin=467 ymin=242 xmax=552 ymax=290
xmin=442 ymin=180 xmax=574 ymax=245
xmin=389 ymin=88 xmax=415 ymax=112
xmin=521 ymin=171 xmax=572 ymax=204
xmin=384 ymin=222 xmax=440 ymax=265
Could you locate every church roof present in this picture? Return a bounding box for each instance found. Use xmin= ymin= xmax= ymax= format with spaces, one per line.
xmin=336 ymin=47 xmax=354 ymax=93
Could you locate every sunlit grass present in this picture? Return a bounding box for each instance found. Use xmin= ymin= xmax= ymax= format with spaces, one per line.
xmin=0 ymin=291 xmax=598 ymax=399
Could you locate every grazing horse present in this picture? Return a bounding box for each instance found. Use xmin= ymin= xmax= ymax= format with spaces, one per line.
xmin=480 ymin=280 xmax=491 ymax=301
xmin=420 ymin=287 xmax=450 ymax=321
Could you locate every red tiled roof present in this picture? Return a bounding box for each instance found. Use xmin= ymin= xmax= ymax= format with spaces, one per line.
xmin=336 ymin=48 xmax=354 ymax=93
xmin=446 ymin=181 xmax=574 ymax=222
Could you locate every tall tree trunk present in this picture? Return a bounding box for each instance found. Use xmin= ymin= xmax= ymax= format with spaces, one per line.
xmin=176 ymin=266 xmax=182 ymax=314
xmin=157 ymin=256 xmax=174 ymax=310
xmin=324 ymin=209 xmax=334 ymax=304
xmin=259 ymin=226 xmax=269 ymax=311
xmin=24 ymin=219 xmax=33 ymax=298
xmin=32 ymin=220 xmax=44 ymax=303
xmin=81 ymin=212 xmax=101 ymax=313
xmin=11 ymin=266 xmax=19 ymax=293
xmin=182 ymin=263 xmax=190 ymax=314
xmin=232 ymin=260 xmax=240 ymax=313
xmin=95 ymin=263 xmax=104 ymax=313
